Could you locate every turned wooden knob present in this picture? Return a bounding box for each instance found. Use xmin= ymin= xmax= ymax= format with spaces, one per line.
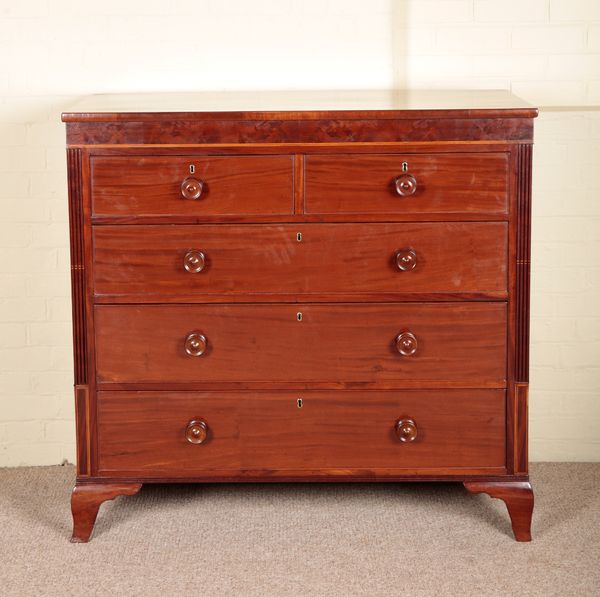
xmin=395 ymin=418 xmax=417 ymax=442
xmin=184 ymin=332 xmax=207 ymax=356
xmin=181 ymin=177 xmax=204 ymax=200
xmin=395 ymin=249 xmax=417 ymax=271
xmin=394 ymin=174 xmax=417 ymax=196
xmin=184 ymin=250 xmax=206 ymax=273
xmin=395 ymin=331 xmax=417 ymax=356
xmin=185 ymin=420 xmax=208 ymax=444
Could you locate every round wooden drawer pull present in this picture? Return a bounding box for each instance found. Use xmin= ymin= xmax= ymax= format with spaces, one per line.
xmin=394 ymin=174 xmax=417 ymax=196
xmin=186 ymin=420 xmax=208 ymax=444
xmin=395 ymin=418 xmax=417 ymax=442
xmin=184 ymin=250 xmax=206 ymax=273
xmin=184 ymin=332 xmax=207 ymax=357
xmin=395 ymin=249 xmax=417 ymax=271
xmin=181 ymin=177 xmax=204 ymax=200
xmin=395 ymin=331 xmax=417 ymax=356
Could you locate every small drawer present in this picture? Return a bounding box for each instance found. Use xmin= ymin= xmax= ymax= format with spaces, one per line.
xmin=304 ymin=153 xmax=508 ymax=217
xmin=91 ymin=155 xmax=294 ymax=218
xmin=94 ymin=303 xmax=507 ymax=385
xmin=93 ymin=222 xmax=508 ymax=299
xmin=96 ymin=389 xmax=506 ymax=475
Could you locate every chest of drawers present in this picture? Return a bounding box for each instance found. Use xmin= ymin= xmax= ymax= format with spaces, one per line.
xmin=63 ymin=90 xmax=537 ymax=542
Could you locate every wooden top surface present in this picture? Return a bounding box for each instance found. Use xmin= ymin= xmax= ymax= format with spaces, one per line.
xmin=62 ymin=89 xmax=537 ymax=122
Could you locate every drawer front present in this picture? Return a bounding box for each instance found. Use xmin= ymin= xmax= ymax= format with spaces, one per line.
xmin=305 ymin=153 xmax=508 ymax=216
xmin=93 ymin=222 xmax=508 ymax=298
xmin=91 ymin=155 xmax=294 ymax=217
xmin=97 ymin=390 xmax=506 ymax=474
xmin=95 ymin=303 xmax=507 ymax=384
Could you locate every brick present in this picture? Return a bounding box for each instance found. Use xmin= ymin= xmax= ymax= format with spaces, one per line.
xmin=28 ymin=322 xmax=71 ymax=346
xmin=0 ymin=323 xmax=27 ymax=348
xmin=0 ymin=421 xmax=43 ymax=443
xmin=1 ymin=123 xmax=28 ymax=146
xmin=436 ymin=27 xmax=509 ymax=52
xmin=530 ymin=439 xmax=600 ymax=462
xmin=1 ymin=395 xmax=66 ymax=421
xmin=512 ymin=80 xmax=587 ymax=106
xmin=531 ymin=317 xmax=577 ymax=343
xmin=0 ymin=372 xmax=32 ymax=396
xmin=550 ymin=0 xmax=600 ymax=21
xmin=0 ymin=173 xmax=29 ymax=199
xmin=46 ymin=297 xmax=72 ymax=322
xmin=0 ymin=199 xmax=49 ymax=222
xmin=29 ymin=223 xmax=68 ymax=249
xmin=0 ymin=146 xmax=46 ymax=172
xmin=547 ymin=54 xmax=600 ymax=79
xmin=50 ymin=346 xmax=73 ymax=371
xmin=530 ymin=342 xmax=561 ymax=367
xmin=0 ymin=224 xmax=32 ymax=247
xmin=0 ymin=443 xmax=65 ymax=467
xmin=0 ymin=0 xmax=48 ymax=18
xmin=44 ymin=420 xmax=74 ymax=443
xmin=0 ymin=276 xmax=27 ymax=298
xmin=0 ymin=298 xmax=46 ymax=322
xmin=402 ymin=1 xmax=474 ymax=24
xmin=0 ymin=347 xmax=56 ymax=372
xmin=30 ymin=372 xmax=73 ymax=395
xmin=531 ymin=415 xmax=600 ymax=441
xmin=26 ymin=122 xmax=64 ymax=146
xmin=586 ymin=80 xmax=600 ymax=105
xmin=512 ymin=25 xmax=585 ymax=51
xmin=29 ymin=171 xmax=67 ymax=199
xmin=475 ymin=0 xmax=549 ymax=22
xmin=560 ymin=342 xmax=600 ymax=367
xmin=0 ymin=97 xmax=50 ymax=123
xmin=26 ymin=275 xmax=70 ymax=298
xmin=0 ymin=248 xmax=57 ymax=273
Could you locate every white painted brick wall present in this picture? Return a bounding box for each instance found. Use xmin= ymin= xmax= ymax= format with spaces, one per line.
xmin=0 ymin=0 xmax=599 ymax=465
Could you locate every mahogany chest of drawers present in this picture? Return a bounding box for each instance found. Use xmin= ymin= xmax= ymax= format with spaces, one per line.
xmin=62 ymin=90 xmax=537 ymax=542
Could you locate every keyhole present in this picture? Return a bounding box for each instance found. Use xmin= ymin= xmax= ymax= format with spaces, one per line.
xmin=297 ymin=398 xmax=303 ymax=408
xmin=297 ymin=312 xmax=302 ymax=321
xmin=189 ymin=164 xmax=195 ymax=174
xmin=402 ymin=161 xmax=408 ymax=172
xmin=296 ymin=232 xmax=302 ymax=242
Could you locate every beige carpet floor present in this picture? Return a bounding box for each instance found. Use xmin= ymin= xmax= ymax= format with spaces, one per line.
xmin=0 ymin=463 xmax=598 ymax=596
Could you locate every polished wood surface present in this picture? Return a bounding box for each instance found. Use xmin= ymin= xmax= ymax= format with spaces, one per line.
xmin=94 ymin=303 xmax=507 ymax=385
xmin=305 ymin=153 xmax=508 ymax=216
xmin=464 ymin=480 xmax=534 ymax=542
xmin=92 ymin=223 xmax=508 ymax=300
xmin=62 ymin=89 xmax=537 ymax=121
xmin=97 ymin=390 xmax=506 ymax=474
xmin=64 ymin=92 xmax=536 ymax=541
xmin=70 ymin=482 xmax=142 ymax=543
xmin=91 ymin=155 xmax=294 ymax=217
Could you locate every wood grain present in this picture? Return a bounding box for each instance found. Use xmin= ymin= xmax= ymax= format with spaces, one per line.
xmin=66 ymin=118 xmax=533 ymax=145
xmin=92 ymin=223 xmax=508 ymax=299
xmin=91 ymin=155 xmax=294 ymax=217
xmin=464 ymin=480 xmax=534 ymax=541
xmin=515 ymin=144 xmax=532 ymax=382
xmin=96 ymin=389 xmax=506 ymax=474
xmin=305 ymin=153 xmax=509 ymax=216
xmin=70 ymin=482 xmax=142 ymax=543
xmin=94 ymin=303 xmax=507 ymax=385
xmin=67 ymin=148 xmax=87 ymax=385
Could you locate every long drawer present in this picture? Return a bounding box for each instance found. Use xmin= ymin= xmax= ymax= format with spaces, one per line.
xmin=91 ymin=155 xmax=294 ymax=217
xmin=94 ymin=303 xmax=507 ymax=384
xmin=305 ymin=153 xmax=509 ymax=216
xmin=93 ymin=223 xmax=508 ymax=299
xmin=96 ymin=389 xmax=506 ymax=475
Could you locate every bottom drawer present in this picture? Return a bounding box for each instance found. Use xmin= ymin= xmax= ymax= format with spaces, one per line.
xmin=97 ymin=390 xmax=506 ymax=476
